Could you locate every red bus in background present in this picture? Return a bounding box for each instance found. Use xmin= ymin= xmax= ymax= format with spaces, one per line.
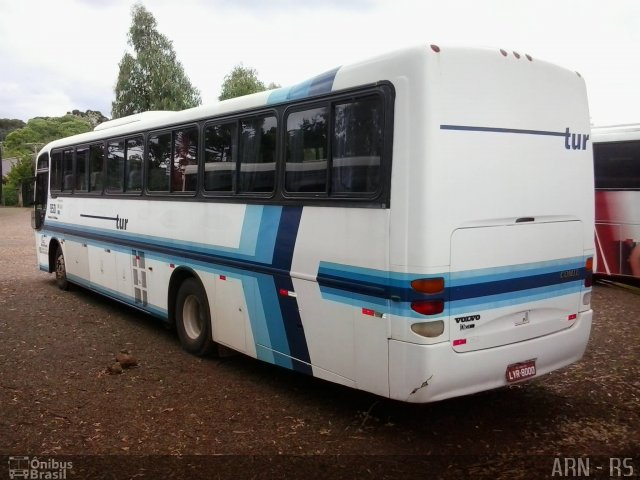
xmin=593 ymin=124 xmax=640 ymax=278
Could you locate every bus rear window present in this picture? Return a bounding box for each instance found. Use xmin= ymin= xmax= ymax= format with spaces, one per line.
xmin=594 ymin=140 xmax=640 ymax=189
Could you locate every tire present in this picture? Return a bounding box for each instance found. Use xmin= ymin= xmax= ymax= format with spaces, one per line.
xmin=175 ymin=278 xmax=214 ymax=356
xmin=54 ymin=245 xmax=69 ymax=291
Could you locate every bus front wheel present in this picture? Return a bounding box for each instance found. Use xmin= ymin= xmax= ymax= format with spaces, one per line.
xmin=175 ymin=278 xmax=214 ymax=356
xmin=55 ymin=246 xmax=69 ymax=291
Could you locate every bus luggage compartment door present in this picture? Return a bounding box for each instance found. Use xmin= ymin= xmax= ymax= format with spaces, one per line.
xmin=449 ymin=220 xmax=584 ymax=353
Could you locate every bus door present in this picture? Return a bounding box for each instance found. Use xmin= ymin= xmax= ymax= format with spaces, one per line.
xmin=32 ymin=152 xmax=49 ymax=230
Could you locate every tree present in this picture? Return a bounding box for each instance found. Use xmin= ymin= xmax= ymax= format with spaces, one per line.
xmin=218 ymin=64 xmax=280 ymax=101
xmin=2 ymin=115 xmax=92 ymax=158
xmin=2 ymin=154 xmax=34 ymax=206
xmin=1 ymin=115 xmax=93 ymax=205
xmin=0 ymin=119 xmax=26 ymax=142
xmin=112 ymin=3 xmax=201 ymax=118
xmin=67 ymin=109 xmax=109 ymax=128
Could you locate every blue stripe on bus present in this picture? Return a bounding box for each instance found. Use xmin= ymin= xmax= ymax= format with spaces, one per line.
xmin=449 ymin=282 xmax=583 ymax=315
xmin=267 ymin=67 xmax=340 ymax=105
xmin=317 ymin=257 xmax=587 ymax=316
xmin=66 ymin=272 xmax=168 ymax=319
xmin=42 ymin=205 xmax=311 ymax=375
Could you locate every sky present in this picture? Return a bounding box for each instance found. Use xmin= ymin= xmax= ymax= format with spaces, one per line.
xmin=0 ymin=0 xmax=638 ymax=126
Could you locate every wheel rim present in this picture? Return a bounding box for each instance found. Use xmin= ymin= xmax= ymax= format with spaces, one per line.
xmin=182 ymin=294 xmax=204 ymax=340
xmin=56 ymin=253 xmax=66 ymax=282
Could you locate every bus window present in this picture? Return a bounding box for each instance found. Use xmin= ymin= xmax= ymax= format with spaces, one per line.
xmin=62 ymin=149 xmax=74 ymax=192
xmin=172 ymin=127 xmax=198 ymax=193
xmin=89 ymin=143 xmax=104 ymax=192
xmin=106 ymin=140 xmax=125 ymax=192
xmin=147 ymin=133 xmax=171 ymax=192
xmin=285 ymin=107 xmax=328 ymax=193
xmin=204 ymin=122 xmax=236 ymax=193
xmin=239 ymin=115 xmax=276 ymax=193
xmin=75 ymin=146 xmax=89 ymax=192
xmin=594 ymin=140 xmax=640 ymax=189
xmin=125 ymin=137 xmax=143 ymax=192
xmin=50 ymin=151 xmax=62 ymax=192
xmin=332 ymin=96 xmax=383 ymax=195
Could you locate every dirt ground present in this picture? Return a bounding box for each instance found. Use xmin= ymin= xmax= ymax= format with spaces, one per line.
xmin=0 ymin=207 xmax=638 ymax=479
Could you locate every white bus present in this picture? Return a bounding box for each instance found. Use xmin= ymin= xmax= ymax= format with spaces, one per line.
xmin=592 ymin=124 xmax=640 ymax=278
xmin=31 ymin=45 xmax=594 ymax=403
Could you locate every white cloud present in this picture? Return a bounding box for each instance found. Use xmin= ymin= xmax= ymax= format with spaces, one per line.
xmin=0 ymin=0 xmax=639 ymax=125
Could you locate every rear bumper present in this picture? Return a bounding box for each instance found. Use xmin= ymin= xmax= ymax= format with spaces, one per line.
xmin=388 ymin=310 xmax=592 ymax=403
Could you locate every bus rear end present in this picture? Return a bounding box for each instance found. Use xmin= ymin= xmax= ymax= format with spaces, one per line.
xmin=388 ymin=46 xmax=594 ymax=402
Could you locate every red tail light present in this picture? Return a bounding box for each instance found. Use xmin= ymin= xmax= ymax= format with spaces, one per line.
xmin=411 ymin=300 xmax=444 ymax=316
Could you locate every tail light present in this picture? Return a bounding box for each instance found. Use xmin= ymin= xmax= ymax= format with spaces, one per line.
xmin=410 ymin=277 xmax=445 ymax=315
xmin=411 ymin=300 xmax=444 ymax=316
xmin=411 ymin=277 xmax=444 ymax=294
xmin=584 ymin=257 xmax=593 ymax=287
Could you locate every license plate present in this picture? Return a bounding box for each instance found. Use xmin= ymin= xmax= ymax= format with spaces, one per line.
xmin=506 ymin=359 xmax=536 ymax=383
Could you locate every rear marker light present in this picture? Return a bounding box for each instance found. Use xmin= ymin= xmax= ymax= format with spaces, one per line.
xmin=430 ymin=44 xmax=440 ymax=53
xmin=220 ymin=275 xmax=227 ymax=281
xmin=169 ymin=263 xmax=175 ymax=269
xmin=362 ymin=308 xmax=384 ymax=318
xmin=568 ymin=314 xmax=577 ymax=321
xmin=279 ymin=289 xmax=297 ymax=298
xmin=453 ymin=339 xmax=467 ymax=346
xmin=584 ymin=257 xmax=593 ymax=287
xmin=585 ymin=257 xmax=594 ymax=270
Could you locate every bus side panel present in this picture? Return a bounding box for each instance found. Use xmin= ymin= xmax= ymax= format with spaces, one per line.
xmin=292 ymin=207 xmax=391 ymax=398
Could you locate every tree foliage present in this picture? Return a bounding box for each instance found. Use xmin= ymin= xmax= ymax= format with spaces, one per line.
xmin=67 ymin=109 xmax=109 ymax=128
xmin=218 ymin=64 xmax=280 ymax=101
xmin=0 ymin=119 xmax=26 ymax=142
xmin=2 ymin=115 xmax=92 ymax=159
xmin=2 ymin=115 xmax=93 ymax=205
xmin=2 ymin=154 xmax=35 ymax=205
xmin=112 ymin=3 xmax=202 ymax=118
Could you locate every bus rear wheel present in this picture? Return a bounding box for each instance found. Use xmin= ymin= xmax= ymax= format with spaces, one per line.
xmin=175 ymin=278 xmax=214 ymax=356
xmin=55 ymin=246 xmax=69 ymax=291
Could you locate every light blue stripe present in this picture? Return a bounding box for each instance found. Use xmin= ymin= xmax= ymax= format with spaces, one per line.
xmin=450 ymin=257 xmax=585 ymax=286
xmin=255 ymin=275 xmax=292 ymax=367
xmin=318 ymin=261 xmax=442 ymax=288
xmin=240 ymin=275 xmax=275 ymax=364
xmin=44 ymin=204 xmax=282 ymax=262
xmin=252 ymin=206 xmax=282 ymax=263
xmin=66 ymin=272 xmax=167 ymax=318
xmin=449 ymin=281 xmax=584 ymax=315
xmin=320 ymin=257 xmax=585 ymax=288
xmin=267 ymin=87 xmax=291 ymax=105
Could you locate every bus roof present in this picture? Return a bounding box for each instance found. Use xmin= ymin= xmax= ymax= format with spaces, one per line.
xmin=592 ymin=123 xmax=640 ymax=143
